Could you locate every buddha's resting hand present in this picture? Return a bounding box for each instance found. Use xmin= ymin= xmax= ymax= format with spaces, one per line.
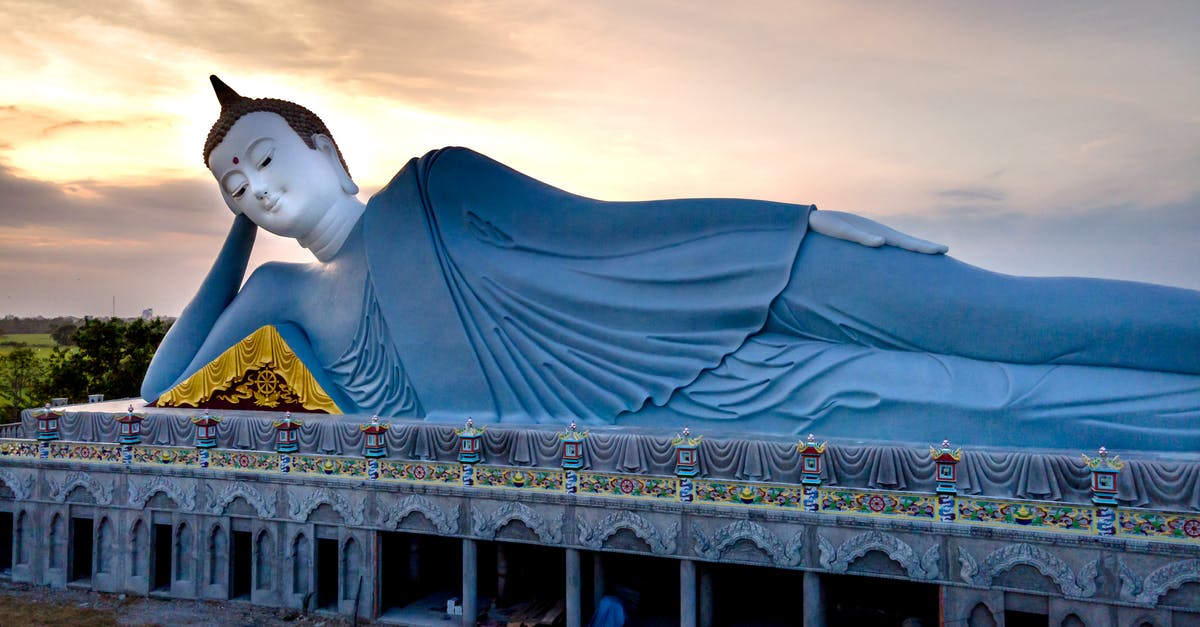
xmin=809 ymin=210 xmax=948 ymax=255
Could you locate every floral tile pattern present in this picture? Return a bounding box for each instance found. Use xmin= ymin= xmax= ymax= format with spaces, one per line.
xmin=957 ymin=498 xmax=1094 ymax=533
xmin=577 ymin=472 xmax=678 ymax=499
xmin=1119 ymin=510 xmax=1200 ymax=543
xmin=818 ymin=489 xmax=936 ymax=519
xmin=379 ymin=461 xmax=461 ymax=484
xmin=693 ymin=479 xmax=805 ymax=508
xmin=474 ymin=465 xmax=564 ymax=491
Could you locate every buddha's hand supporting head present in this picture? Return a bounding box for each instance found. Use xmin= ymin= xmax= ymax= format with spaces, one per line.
xmin=203 ymin=76 xmax=359 ymax=241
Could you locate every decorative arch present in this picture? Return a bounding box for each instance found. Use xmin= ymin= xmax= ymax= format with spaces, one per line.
xmin=693 ymin=519 xmax=796 ymax=565
xmin=291 ymin=533 xmax=311 ymax=595
xmin=817 ymin=530 xmax=938 ymax=580
xmin=1133 ymin=559 xmax=1200 ymax=605
xmin=14 ymin=510 xmax=28 ymax=565
xmin=254 ymin=528 xmax=272 ymax=590
xmin=48 ymin=513 xmax=64 ymax=570
xmin=958 ymin=543 xmax=1096 ymax=598
xmin=287 ymin=489 xmax=364 ymax=526
xmin=128 ymin=476 xmax=195 ymax=511
xmin=129 ymin=518 xmax=148 ymax=577
xmin=578 ymin=509 xmax=677 ymax=555
xmin=0 ymin=468 xmax=34 ymax=500
xmin=471 ymin=501 xmax=563 ymax=544
xmin=379 ymin=494 xmax=459 ymax=534
xmin=95 ymin=516 xmax=113 ymax=574
xmin=341 ymin=537 xmax=361 ymax=601
xmin=207 ymin=523 xmax=226 ymax=586
xmin=175 ymin=521 xmax=192 ymax=581
xmin=48 ymin=471 xmax=113 ymax=505
xmin=205 ymin=482 xmax=276 ymax=518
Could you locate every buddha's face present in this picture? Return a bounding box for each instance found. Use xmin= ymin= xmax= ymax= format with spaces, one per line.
xmin=208 ymin=111 xmax=349 ymax=238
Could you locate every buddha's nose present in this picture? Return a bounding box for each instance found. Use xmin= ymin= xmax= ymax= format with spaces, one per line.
xmin=254 ymin=188 xmax=269 ymax=200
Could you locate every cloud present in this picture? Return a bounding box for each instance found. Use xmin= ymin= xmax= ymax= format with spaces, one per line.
xmin=935 ymin=187 xmax=1007 ymax=203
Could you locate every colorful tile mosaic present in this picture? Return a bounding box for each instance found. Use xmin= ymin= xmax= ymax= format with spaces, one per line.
xmin=818 ymin=489 xmax=936 ymax=519
xmin=378 ymin=461 xmax=461 ymax=484
xmin=0 ymin=439 xmax=38 ymax=457
xmin=49 ymin=442 xmax=122 ymax=463
xmin=693 ymin=479 xmax=805 ymax=508
xmin=1119 ymin=510 xmax=1200 ymax=544
xmin=291 ymin=455 xmax=368 ymax=478
xmin=208 ymin=449 xmax=279 ymax=472
xmin=131 ymin=446 xmax=201 ymax=466
xmin=957 ymin=498 xmax=1094 ymax=533
xmin=474 ymin=465 xmax=565 ymax=491
xmin=577 ymin=472 xmax=678 ymax=500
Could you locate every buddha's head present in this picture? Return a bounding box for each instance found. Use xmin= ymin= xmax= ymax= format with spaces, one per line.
xmin=203 ymin=76 xmax=358 ymax=239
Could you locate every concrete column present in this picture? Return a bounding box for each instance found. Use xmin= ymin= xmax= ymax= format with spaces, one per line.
xmin=698 ymin=566 xmax=714 ymax=627
xmin=803 ymin=571 xmax=825 ymax=627
xmin=462 ymin=539 xmax=477 ymax=627
xmin=495 ymin=543 xmax=508 ymax=603
xmin=408 ymin=537 xmax=420 ymax=584
xmin=592 ymin=552 xmax=605 ymax=608
xmin=680 ymin=559 xmax=697 ymax=627
xmin=565 ymin=548 xmax=582 ymax=627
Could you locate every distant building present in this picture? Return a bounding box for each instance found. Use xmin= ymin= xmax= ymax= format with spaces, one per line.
xmin=141 ymin=308 xmax=154 ymax=320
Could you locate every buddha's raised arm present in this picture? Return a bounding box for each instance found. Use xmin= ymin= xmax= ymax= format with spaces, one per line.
xmin=140 ymin=214 xmax=257 ymax=400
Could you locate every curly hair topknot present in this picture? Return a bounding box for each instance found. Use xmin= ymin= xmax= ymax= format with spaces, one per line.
xmin=202 ymin=97 xmax=351 ymax=177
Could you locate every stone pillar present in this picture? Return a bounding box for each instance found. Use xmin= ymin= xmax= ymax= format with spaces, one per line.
xmin=698 ymin=566 xmax=714 ymax=627
xmin=592 ymin=552 xmax=605 ymax=608
xmin=408 ymin=538 xmax=421 ymax=584
xmin=565 ymin=548 xmax=582 ymax=627
xmin=496 ymin=543 xmax=508 ymax=603
xmin=680 ymin=559 xmax=697 ymax=627
xmin=462 ymin=539 xmax=477 ymax=627
xmin=803 ymin=571 xmax=825 ymax=627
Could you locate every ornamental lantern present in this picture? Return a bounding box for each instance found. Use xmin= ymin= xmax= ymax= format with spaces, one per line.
xmin=1082 ymin=446 xmax=1123 ymax=506
xmin=930 ymin=439 xmax=962 ymax=494
xmin=360 ymin=415 xmax=391 ymax=459
xmin=559 ymin=421 xmax=588 ymax=470
xmin=797 ymin=434 xmax=827 ymax=486
xmin=456 ymin=418 xmax=485 ymax=464
xmin=115 ymin=404 xmax=146 ymax=445
xmin=273 ymin=412 xmax=303 ymax=454
xmin=672 ymin=427 xmax=703 ymax=478
xmin=191 ymin=411 xmax=221 ymax=448
xmin=35 ymin=403 xmax=63 ymax=442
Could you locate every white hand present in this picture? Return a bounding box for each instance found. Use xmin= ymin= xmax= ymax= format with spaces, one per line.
xmin=809 ymin=210 xmax=948 ymax=255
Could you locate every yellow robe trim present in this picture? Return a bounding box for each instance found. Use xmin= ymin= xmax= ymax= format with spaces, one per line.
xmin=156 ymin=325 xmax=341 ymax=414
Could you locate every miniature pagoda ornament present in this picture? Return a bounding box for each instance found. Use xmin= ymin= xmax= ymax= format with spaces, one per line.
xmin=191 ymin=411 xmax=221 ymax=468
xmin=114 ymin=404 xmax=146 ymax=465
xmin=798 ymin=434 xmax=827 ymax=512
xmin=1083 ymin=446 xmax=1124 ymax=536
xmin=33 ymin=402 xmax=64 ymax=459
xmin=273 ymin=412 xmax=303 ymax=473
xmin=456 ymin=418 xmax=486 ymax=486
xmin=930 ymin=439 xmax=962 ymax=522
xmin=360 ymin=415 xmax=391 ymax=480
xmin=559 ymin=421 xmax=589 ymax=494
xmin=672 ymin=426 xmax=703 ymax=502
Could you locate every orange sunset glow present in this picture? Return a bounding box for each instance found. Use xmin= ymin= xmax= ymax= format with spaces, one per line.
xmin=1 ymin=1 xmax=1197 ymax=317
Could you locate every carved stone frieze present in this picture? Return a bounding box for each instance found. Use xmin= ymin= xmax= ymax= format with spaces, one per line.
xmin=205 ymin=481 xmax=276 ymax=518
xmin=692 ymin=519 xmax=796 ymax=566
xmin=577 ymin=509 xmax=677 ymax=555
xmin=49 ymin=471 xmax=115 ymax=505
xmin=128 ymin=476 xmax=195 ymax=510
xmin=816 ymin=530 xmax=937 ymax=580
xmin=1117 ymin=558 xmax=1143 ymax=602
xmin=287 ymin=488 xmax=365 ymax=526
xmin=0 ymin=467 xmax=35 ymax=500
xmin=1132 ymin=558 xmax=1200 ymax=605
xmin=959 ymin=543 xmax=1097 ymax=598
xmin=472 ymin=501 xmax=563 ymax=544
xmin=379 ymin=494 xmax=459 ymax=534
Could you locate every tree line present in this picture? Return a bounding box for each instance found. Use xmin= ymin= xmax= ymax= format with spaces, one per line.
xmin=0 ymin=317 xmax=171 ymax=422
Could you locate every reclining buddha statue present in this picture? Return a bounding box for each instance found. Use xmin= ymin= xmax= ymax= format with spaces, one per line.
xmin=141 ymin=76 xmax=1200 ymax=451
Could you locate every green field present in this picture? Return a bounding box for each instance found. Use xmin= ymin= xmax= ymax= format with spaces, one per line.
xmin=0 ymin=333 xmax=65 ymax=357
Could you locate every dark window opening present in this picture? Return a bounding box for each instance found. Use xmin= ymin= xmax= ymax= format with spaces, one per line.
xmin=705 ymin=562 xmax=806 ymax=627
xmin=0 ymin=512 xmax=13 ymax=573
xmin=69 ymin=517 xmax=93 ymax=583
xmin=1004 ymin=610 xmax=1050 ymax=627
xmin=596 ymin=552 xmax=679 ymax=626
xmin=151 ymin=523 xmax=172 ymax=591
xmin=230 ymin=530 xmax=252 ymax=599
xmin=825 ymin=572 xmax=938 ymax=626
xmin=316 ymin=537 xmax=339 ymax=609
xmin=379 ymin=532 xmax=462 ymax=616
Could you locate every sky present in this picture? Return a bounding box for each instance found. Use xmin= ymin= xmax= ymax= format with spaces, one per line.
xmin=0 ymin=0 xmax=1197 ymax=318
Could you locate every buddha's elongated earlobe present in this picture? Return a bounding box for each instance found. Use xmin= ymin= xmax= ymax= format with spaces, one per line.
xmin=313 ymin=133 xmax=358 ymax=195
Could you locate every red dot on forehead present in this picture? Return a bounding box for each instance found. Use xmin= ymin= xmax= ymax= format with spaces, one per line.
xmin=232 ymin=156 xmax=239 ymax=164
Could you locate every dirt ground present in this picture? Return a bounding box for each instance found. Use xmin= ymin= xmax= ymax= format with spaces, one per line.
xmin=0 ymin=581 xmax=366 ymax=627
